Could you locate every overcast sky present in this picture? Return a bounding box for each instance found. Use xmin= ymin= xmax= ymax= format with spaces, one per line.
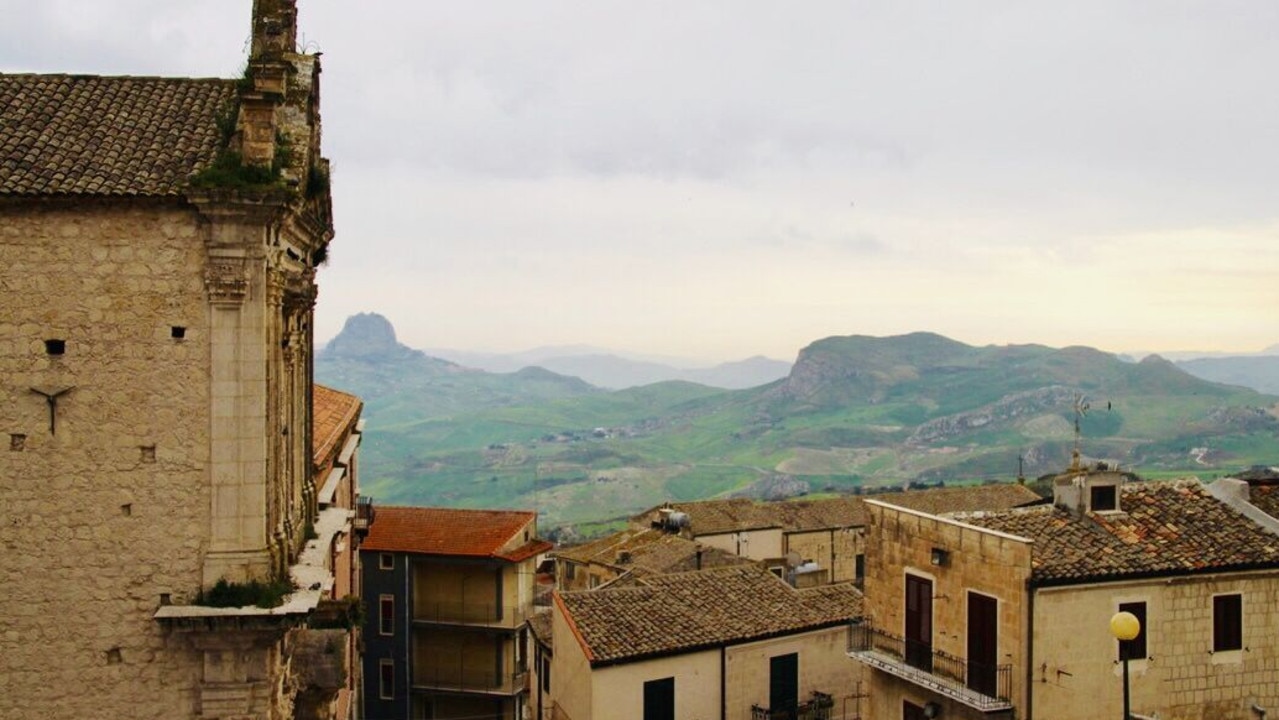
xmin=4 ymin=1 xmax=1277 ymax=363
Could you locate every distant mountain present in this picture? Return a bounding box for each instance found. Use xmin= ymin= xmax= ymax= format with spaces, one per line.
xmin=316 ymin=313 xmax=598 ymax=425
xmin=425 ymin=346 xmax=792 ymax=390
xmin=335 ymin=324 xmax=1279 ymax=527
xmin=1176 ymin=356 xmax=1279 ymax=395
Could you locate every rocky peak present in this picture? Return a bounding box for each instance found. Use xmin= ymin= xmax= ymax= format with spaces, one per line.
xmin=322 ymin=312 xmax=421 ymax=361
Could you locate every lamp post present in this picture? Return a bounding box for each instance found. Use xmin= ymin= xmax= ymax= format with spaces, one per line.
xmin=1110 ymin=611 xmax=1141 ymax=720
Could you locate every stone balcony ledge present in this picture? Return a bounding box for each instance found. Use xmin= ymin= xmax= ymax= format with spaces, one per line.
xmin=155 ymin=507 xmax=352 ymax=623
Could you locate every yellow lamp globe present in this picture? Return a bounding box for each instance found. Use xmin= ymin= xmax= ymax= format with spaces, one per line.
xmin=1110 ymin=611 xmax=1141 ymax=641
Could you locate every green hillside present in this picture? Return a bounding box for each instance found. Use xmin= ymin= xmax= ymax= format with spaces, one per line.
xmin=318 ymin=322 xmax=1279 ymax=527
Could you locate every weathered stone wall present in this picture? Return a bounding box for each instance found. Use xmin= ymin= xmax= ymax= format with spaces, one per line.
xmin=1033 ymin=571 xmax=1279 ymax=720
xmin=860 ymin=501 xmax=1033 ymax=720
xmin=0 ymin=200 xmax=212 ymax=718
xmin=786 ymin=527 xmax=865 ymax=584
xmin=725 ymin=625 xmax=863 ymax=719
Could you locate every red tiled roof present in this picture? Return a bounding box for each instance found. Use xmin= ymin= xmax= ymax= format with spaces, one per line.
xmin=959 ymin=479 xmax=1279 ymax=586
xmin=0 ymin=74 xmax=235 ymax=196
xmin=362 ymin=505 xmax=540 ymax=559
xmin=312 ymin=384 xmax=362 ymax=466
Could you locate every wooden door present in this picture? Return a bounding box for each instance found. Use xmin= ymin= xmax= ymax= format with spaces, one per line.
xmin=967 ymin=592 xmax=998 ymax=696
xmin=905 ymin=575 xmax=933 ymax=672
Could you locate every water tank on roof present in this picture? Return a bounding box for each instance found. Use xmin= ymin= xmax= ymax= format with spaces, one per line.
xmin=666 ymin=511 xmax=690 ymax=530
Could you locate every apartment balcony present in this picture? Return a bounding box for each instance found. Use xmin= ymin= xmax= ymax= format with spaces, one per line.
xmin=353 ymin=496 xmax=374 ymax=536
xmin=412 ymin=601 xmax=528 ymax=629
xmin=752 ymin=691 xmax=835 ymax=720
xmin=413 ymin=665 xmax=528 ymax=696
xmin=847 ymin=624 xmax=1012 ymax=713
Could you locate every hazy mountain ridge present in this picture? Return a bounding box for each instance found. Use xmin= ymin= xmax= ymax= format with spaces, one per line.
xmin=318 ymin=316 xmax=1279 ymax=526
xmin=423 ymin=346 xmax=791 ymax=390
xmin=1175 ymin=356 xmax=1279 ymax=395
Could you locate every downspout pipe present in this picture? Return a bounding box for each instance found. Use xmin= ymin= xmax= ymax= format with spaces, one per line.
xmin=721 ymin=647 xmax=731 ymax=720
xmin=1026 ymin=582 xmax=1035 ymax=720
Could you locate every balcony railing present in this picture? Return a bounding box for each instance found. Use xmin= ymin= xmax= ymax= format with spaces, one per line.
xmin=752 ymin=691 xmax=835 ymax=720
xmin=412 ymin=600 xmax=528 ymax=628
xmin=354 ymin=496 xmax=374 ymax=535
xmin=847 ymin=624 xmax=1012 ymax=712
xmin=413 ymin=665 xmax=528 ymax=695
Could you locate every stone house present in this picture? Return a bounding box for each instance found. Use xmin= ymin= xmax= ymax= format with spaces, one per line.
xmin=0 ymin=1 xmax=355 ymax=717
xmin=629 ymin=485 xmax=1042 ymax=587
xmin=554 ymin=525 xmax=755 ymax=592
xmin=360 ymin=506 xmax=552 ymax=720
xmin=551 ymin=565 xmax=864 ymax=720
xmin=850 ymin=468 xmax=1279 ymax=720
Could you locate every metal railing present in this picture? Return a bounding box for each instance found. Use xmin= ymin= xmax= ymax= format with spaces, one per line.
xmin=847 ymin=624 xmax=1011 ymax=711
xmin=413 ymin=664 xmax=528 ymax=695
xmin=752 ymin=692 xmax=835 ymax=720
xmin=354 ymin=496 xmax=374 ymax=534
xmin=412 ymin=600 xmax=528 ymax=628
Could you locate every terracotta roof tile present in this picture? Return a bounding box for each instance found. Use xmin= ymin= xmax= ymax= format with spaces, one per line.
xmin=872 ymin=483 xmax=1043 ymax=516
xmin=312 ymin=384 xmax=362 ymax=466
xmin=1248 ymin=485 xmax=1279 ymax=521
xmin=637 ymin=483 xmax=1040 ymax=535
xmin=0 ymin=73 xmax=234 ymax=197
xmin=557 ymin=528 xmax=754 ymax=576
xmin=528 ymin=608 xmax=553 ymax=649
xmin=958 ymin=479 xmax=1279 ymax=585
xmin=557 ymin=566 xmax=861 ymax=665
xmin=362 ymin=505 xmax=541 ymax=559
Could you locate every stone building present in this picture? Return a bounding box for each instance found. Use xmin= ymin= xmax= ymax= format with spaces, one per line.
xmin=360 ymin=506 xmax=552 ymax=720
xmin=550 ymin=565 xmax=864 ymax=720
xmin=849 ymin=468 xmax=1279 ymax=720
xmin=0 ymin=1 xmax=354 ymax=717
xmin=628 ymin=485 xmax=1041 ymax=588
xmin=553 ymin=525 xmax=755 ymax=592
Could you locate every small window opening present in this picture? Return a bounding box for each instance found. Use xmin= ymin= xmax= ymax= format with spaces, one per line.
xmin=1090 ymin=485 xmax=1118 ymax=512
xmin=105 ymin=647 xmax=122 ymax=665
xmin=140 ymin=445 xmax=156 ymax=463
xmin=121 ymin=503 xmax=132 ymax=517
xmin=170 ymin=326 xmax=186 ymax=339
xmin=159 ymin=593 xmax=172 ymax=606
xmin=9 ymin=434 xmax=25 ymax=452
xmin=379 ymin=553 xmax=394 ymax=570
xmin=44 ymin=339 xmax=66 ymax=355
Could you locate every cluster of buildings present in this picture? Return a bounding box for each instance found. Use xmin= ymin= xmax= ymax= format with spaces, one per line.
xmin=4 ymin=1 xmax=1279 ymax=719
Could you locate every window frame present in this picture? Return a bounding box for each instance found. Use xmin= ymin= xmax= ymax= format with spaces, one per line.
xmin=379 ymin=552 xmax=394 ymax=570
xmin=1090 ymin=484 xmax=1117 ymax=512
xmin=1117 ymin=601 xmax=1147 ymax=660
xmin=379 ymin=659 xmax=395 ymax=700
xmin=642 ymin=676 xmax=675 ymax=720
xmin=379 ymin=594 xmax=395 ymax=636
xmin=1212 ymin=593 xmax=1243 ymax=653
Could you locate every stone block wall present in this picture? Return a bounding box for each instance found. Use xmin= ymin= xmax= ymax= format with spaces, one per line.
xmin=1033 ymin=572 xmax=1279 ymax=720
xmin=724 ymin=625 xmax=863 ymax=719
xmin=786 ymin=527 xmax=865 ymax=584
xmin=0 ymin=201 xmax=212 ymax=718
xmin=861 ymin=502 xmax=1033 ymax=719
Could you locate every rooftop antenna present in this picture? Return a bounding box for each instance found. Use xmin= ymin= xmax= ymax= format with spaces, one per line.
xmin=1071 ymin=393 xmax=1090 ymax=472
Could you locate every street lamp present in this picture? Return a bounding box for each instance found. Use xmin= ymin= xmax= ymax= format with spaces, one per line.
xmin=1110 ymin=611 xmax=1141 ymax=720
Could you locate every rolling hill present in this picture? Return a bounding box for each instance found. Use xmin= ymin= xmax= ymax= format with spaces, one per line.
xmin=317 ymin=317 xmax=1279 ymax=528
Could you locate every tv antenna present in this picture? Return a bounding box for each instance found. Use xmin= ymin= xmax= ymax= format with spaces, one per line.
xmin=1070 ymin=393 xmax=1090 ymax=472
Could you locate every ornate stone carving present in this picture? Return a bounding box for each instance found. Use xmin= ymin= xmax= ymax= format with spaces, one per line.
xmin=204 ymin=257 xmax=249 ymax=304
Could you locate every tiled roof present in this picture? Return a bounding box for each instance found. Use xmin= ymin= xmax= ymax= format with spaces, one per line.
xmin=555 ymin=566 xmax=862 ymax=665
xmin=559 ymin=527 xmax=756 ymax=578
xmin=1248 ymin=485 xmax=1279 ymax=521
xmin=637 ymin=483 xmax=1040 ymax=536
xmin=362 ymin=505 xmax=546 ymax=560
xmin=957 ymin=479 xmax=1279 ymax=586
xmin=312 ymin=384 xmax=362 ymax=466
xmin=528 ymin=608 xmax=553 ymax=650
xmin=0 ymin=73 xmax=234 ymax=197
xmin=871 ymin=482 xmax=1043 ymax=516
